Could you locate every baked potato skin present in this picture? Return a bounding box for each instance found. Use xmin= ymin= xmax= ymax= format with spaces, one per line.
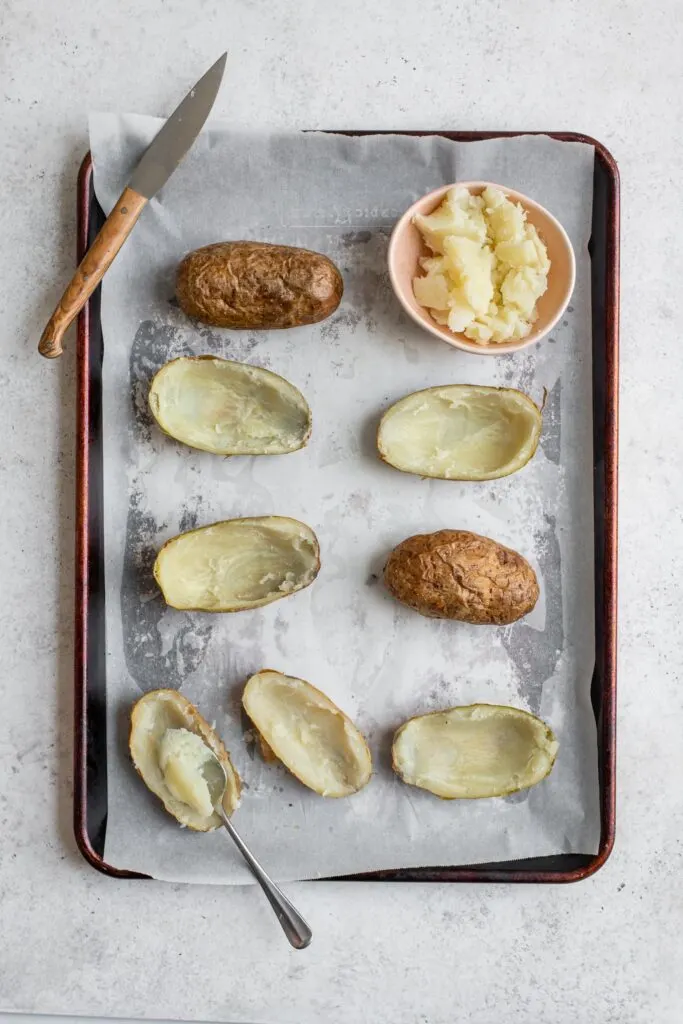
xmin=176 ymin=241 xmax=343 ymax=329
xmin=384 ymin=529 xmax=539 ymax=625
xmin=129 ymin=688 xmax=241 ymax=830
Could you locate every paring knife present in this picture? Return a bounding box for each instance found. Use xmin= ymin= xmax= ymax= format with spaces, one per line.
xmin=38 ymin=52 xmax=227 ymax=359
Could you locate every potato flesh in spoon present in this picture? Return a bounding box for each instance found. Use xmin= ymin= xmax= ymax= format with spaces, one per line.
xmin=129 ymin=689 xmax=240 ymax=830
xmin=377 ymin=385 xmax=542 ymax=481
xmin=158 ymin=728 xmax=216 ymax=818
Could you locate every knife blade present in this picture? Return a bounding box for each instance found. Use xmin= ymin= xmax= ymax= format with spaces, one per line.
xmin=129 ymin=52 xmax=227 ymax=198
xmin=38 ymin=53 xmax=227 ymax=359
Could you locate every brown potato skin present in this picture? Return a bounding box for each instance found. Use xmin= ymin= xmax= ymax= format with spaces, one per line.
xmin=384 ymin=530 xmax=539 ymax=625
xmin=176 ymin=241 xmax=343 ymax=329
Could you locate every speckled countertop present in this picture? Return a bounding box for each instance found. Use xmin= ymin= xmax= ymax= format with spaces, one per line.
xmin=1 ymin=1 xmax=680 ymax=1021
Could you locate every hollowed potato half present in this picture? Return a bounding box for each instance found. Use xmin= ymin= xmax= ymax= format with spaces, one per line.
xmin=149 ymin=356 xmax=311 ymax=456
xmin=154 ymin=517 xmax=320 ymax=612
xmin=243 ymin=670 xmax=372 ymax=797
xmin=377 ymin=385 xmax=542 ymax=481
xmin=393 ymin=703 xmax=558 ymax=799
xmin=129 ymin=688 xmax=241 ymax=830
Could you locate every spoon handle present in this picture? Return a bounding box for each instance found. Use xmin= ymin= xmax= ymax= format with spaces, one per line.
xmin=216 ymin=808 xmax=312 ymax=950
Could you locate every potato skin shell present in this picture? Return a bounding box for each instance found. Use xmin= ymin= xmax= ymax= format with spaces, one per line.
xmin=384 ymin=529 xmax=539 ymax=625
xmin=152 ymin=516 xmax=321 ymax=614
xmin=129 ymin=688 xmax=241 ymax=831
xmin=376 ymin=384 xmax=543 ymax=482
xmin=148 ymin=355 xmax=313 ymax=455
xmin=242 ymin=668 xmax=373 ymax=797
xmin=176 ymin=241 xmax=343 ymax=329
xmin=391 ymin=703 xmax=558 ymax=799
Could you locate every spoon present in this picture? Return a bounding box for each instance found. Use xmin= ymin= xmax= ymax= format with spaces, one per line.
xmin=201 ymin=752 xmax=312 ymax=950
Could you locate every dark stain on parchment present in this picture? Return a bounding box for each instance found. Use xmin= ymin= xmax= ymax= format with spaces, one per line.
xmin=119 ymin=320 xmax=237 ymax=692
xmin=340 ymin=230 xmax=372 ymax=247
xmin=120 ymin=491 xmax=214 ymax=692
xmin=498 ymin=349 xmax=536 ymax=395
xmin=319 ymin=309 xmax=363 ymax=343
xmin=539 ymin=378 xmax=562 ymax=465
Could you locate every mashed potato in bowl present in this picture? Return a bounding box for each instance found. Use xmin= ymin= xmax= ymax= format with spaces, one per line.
xmin=412 ymin=186 xmax=551 ymax=345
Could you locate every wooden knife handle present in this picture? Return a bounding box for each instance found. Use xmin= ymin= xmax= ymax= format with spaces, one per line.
xmin=38 ymin=187 xmax=148 ymax=359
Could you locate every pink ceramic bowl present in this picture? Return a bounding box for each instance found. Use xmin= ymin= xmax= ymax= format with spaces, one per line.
xmin=388 ymin=182 xmax=576 ymax=355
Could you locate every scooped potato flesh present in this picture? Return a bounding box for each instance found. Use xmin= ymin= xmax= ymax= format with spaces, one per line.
xmin=243 ymin=671 xmax=372 ymax=797
xmin=412 ymin=185 xmax=551 ymax=344
xmin=154 ymin=517 xmax=320 ymax=612
xmin=129 ymin=689 xmax=240 ymax=830
xmin=148 ymin=357 xmax=311 ymax=456
xmin=393 ymin=704 xmax=558 ymax=799
xmin=158 ymin=728 xmax=216 ymax=818
xmin=378 ymin=385 xmax=541 ymax=480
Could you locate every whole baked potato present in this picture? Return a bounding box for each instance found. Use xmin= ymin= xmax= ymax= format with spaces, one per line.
xmin=176 ymin=241 xmax=343 ymax=329
xmin=384 ymin=529 xmax=538 ymax=625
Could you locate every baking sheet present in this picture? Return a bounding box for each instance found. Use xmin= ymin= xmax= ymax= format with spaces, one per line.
xmin=89 ymin=117 xmax=599 ymax=883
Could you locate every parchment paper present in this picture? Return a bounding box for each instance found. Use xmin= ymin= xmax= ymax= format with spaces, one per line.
xmin=89 ymin=116 xmax=599 ymax=883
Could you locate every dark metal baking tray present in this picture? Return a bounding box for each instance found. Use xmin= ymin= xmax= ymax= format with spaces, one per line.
xmin=73 ymin=131 xmax=619 ymax=883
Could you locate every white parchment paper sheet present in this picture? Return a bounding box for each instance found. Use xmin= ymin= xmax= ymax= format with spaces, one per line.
xmin=89 ymin=117 xmax=599 ymax=883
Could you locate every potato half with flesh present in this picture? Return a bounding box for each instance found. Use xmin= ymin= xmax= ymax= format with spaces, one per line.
xmin=149 ymin=357 xmax=311 ymax=456
xmin=384 ymin=529 xmax=538 ymax=625
xmin=242 ymin=670 xmax=372 ymax=797
xmin=154 ymin=516 xmax=320 ymax=612
xmin=176 ymin=241 xmax=343 ymax=330
xmin=129 ymin=689 xmax=241 ymax=829
xmin=377 ymin=385 xmax=542 ymax=480
xmin=393 ymin=704 xmax=558 ymax=799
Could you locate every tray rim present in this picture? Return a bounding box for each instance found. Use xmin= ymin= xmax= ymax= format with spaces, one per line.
xmin=73 ymin=130 xmax=619 ymax=884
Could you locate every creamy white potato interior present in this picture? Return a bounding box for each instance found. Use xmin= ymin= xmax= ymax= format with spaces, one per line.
xmin=158 ymin=727 xmax=215 ymax=818
xmin=243 ymin=671 xmax=372 ymax=797
xmin=378 ymin=385 xmax=541 ymax=480
xmin=149 ymin=357 xmax=311 ymax=455
xmin=393 ymin=704 xmax=558 ymax=799
xmin=154 ymin=517 xmax=320 ymax=612
xmin=413 ymin=186 xmax=550 ymax=344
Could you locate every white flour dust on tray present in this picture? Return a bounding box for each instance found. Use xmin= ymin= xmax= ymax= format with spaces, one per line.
xmin=89 ymin=116 xmax=599 ymax=883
